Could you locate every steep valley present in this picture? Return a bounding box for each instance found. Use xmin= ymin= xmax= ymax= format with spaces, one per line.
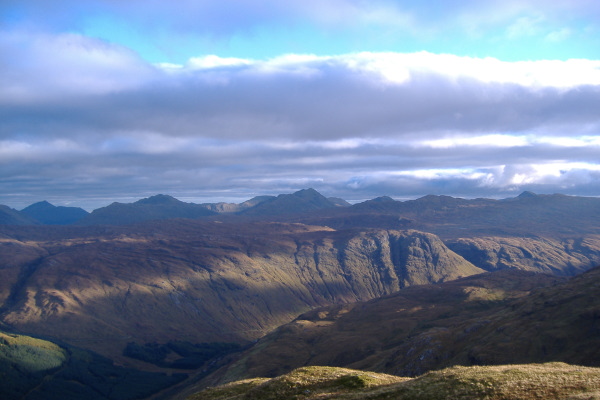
xmin=202 ymin=266 xmax=600 ymax=389
xmin=0 ymin=221 xmax=484 ymax=363
xmin=1 ymin=191 xmax=600 ymax=399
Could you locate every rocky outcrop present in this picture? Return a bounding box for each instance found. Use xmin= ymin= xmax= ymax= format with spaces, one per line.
xmin=446 ymin=235 xmax=600 ymax=275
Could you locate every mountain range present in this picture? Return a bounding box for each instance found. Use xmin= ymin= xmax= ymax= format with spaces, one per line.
xmin=0 ymin=188 xmax=350 ymax=226
xmin=3 ymin=189 xmax=600 ymax=237
xmin=1 ymin=188 xmax=600 ymax=399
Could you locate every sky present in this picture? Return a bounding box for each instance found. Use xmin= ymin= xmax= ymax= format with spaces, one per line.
xmin=1 ymin=0 xmax=600 ymax=210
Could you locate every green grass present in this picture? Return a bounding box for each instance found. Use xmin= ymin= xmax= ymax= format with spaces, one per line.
xmin=0 ymin=331 xmax=67 ymax=372
xmin=0 ymin=330 xmax=187 ymax=400
xmin=190 ymin=363 xmax=600 ymax=400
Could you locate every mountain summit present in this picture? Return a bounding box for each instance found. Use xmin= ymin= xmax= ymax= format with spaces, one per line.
xmin=76 ymin=195 xmax=216 ymax=225
xmin=241 ymin=188 xmax=341 ymax=216
xmin=134 ymin=194 xmax=180 ymax=205
xmin=21 ymin=201 xmax=88 ymax=225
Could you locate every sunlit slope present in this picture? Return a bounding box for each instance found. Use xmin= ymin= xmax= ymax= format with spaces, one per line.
xmin=190 ymin=363 xmax=600 ymax=400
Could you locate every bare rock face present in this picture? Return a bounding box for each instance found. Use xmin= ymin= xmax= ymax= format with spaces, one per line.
xmin=446 ymin=236 xmax=600 ymax=275
xmin=0 ymin=221 xmax=481 ymax=361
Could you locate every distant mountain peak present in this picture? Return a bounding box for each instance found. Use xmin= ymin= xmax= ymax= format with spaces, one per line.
xmin=20 ymin=200 xmax=88 ymax=225
xmin=135 ymin=194 xmax=180 ymax=205
xmin=371 ymin=196 xmax=395 ymax=203
xmin=292 ymin=188 xmax=322 ymax=197
xmin=518 ymin=191 xmax=538 ymax=198
xmin=240 ymin=188 xmax=338 ymax=216
xmin=22 ymin=200 xmax=54 ymax=211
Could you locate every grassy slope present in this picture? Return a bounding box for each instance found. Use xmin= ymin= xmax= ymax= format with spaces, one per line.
xmin=190 ymin=363 xmax=600 ymax=400
xmin=0 ymin=331 xmax=67 ymax=399
xmin=0 ymin=330 xmax=186 ymax=400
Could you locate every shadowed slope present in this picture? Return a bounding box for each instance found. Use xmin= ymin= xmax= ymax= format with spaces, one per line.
xmin=293 ymin=192 xmax=600 ymax=238
xmin=210 ymin=266 xmax=600 ymax=383
xmin=0 ymin=330 xmax=185 ymax=400
xmin=0 ymin=205 xmax=38 ymax=226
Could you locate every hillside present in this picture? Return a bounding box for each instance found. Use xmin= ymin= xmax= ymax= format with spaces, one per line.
xmin=209 ymin=266 xmax=600 ymax=384
xmin=0 ymin=221 xmax=482 ymax=364
xmin=0 ymin=205 xmax=39 ymax=226
xmin=1 ymin=190 xmax=600 ymax=399
xmin=189 ymin=363 xmax=600 ymax=400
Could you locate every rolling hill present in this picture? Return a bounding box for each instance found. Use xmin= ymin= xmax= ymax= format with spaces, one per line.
xmin=188 ymin=363 xmax=600 ymax=400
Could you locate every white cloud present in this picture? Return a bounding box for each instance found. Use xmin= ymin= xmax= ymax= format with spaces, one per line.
xmin=418 ymin=135 xmax=530 ymax=149
xmin=187 ymin=55 xmax=252 ymax=69
xmin=2 ymin=30 xmax=600 ymax=207
xmin=0 ymin=30 xmax=156 ymax=103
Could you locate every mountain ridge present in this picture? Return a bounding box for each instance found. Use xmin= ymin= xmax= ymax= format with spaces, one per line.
xmin=4 ymin=190 xmax=600 ymax=233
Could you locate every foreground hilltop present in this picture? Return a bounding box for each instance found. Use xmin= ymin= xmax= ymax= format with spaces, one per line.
xmin=190 ymin=363 xmax=600 ymax=400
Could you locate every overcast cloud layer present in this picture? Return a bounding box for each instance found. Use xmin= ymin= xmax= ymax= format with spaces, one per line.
xmin=1 ymin=1 xmax=600 ymax=210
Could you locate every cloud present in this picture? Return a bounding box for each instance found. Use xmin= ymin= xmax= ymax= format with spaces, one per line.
xmin=1 ymin=26 xmax=600 ymax=208
xmin=0 ymin=30 xmax=156 ymax=103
